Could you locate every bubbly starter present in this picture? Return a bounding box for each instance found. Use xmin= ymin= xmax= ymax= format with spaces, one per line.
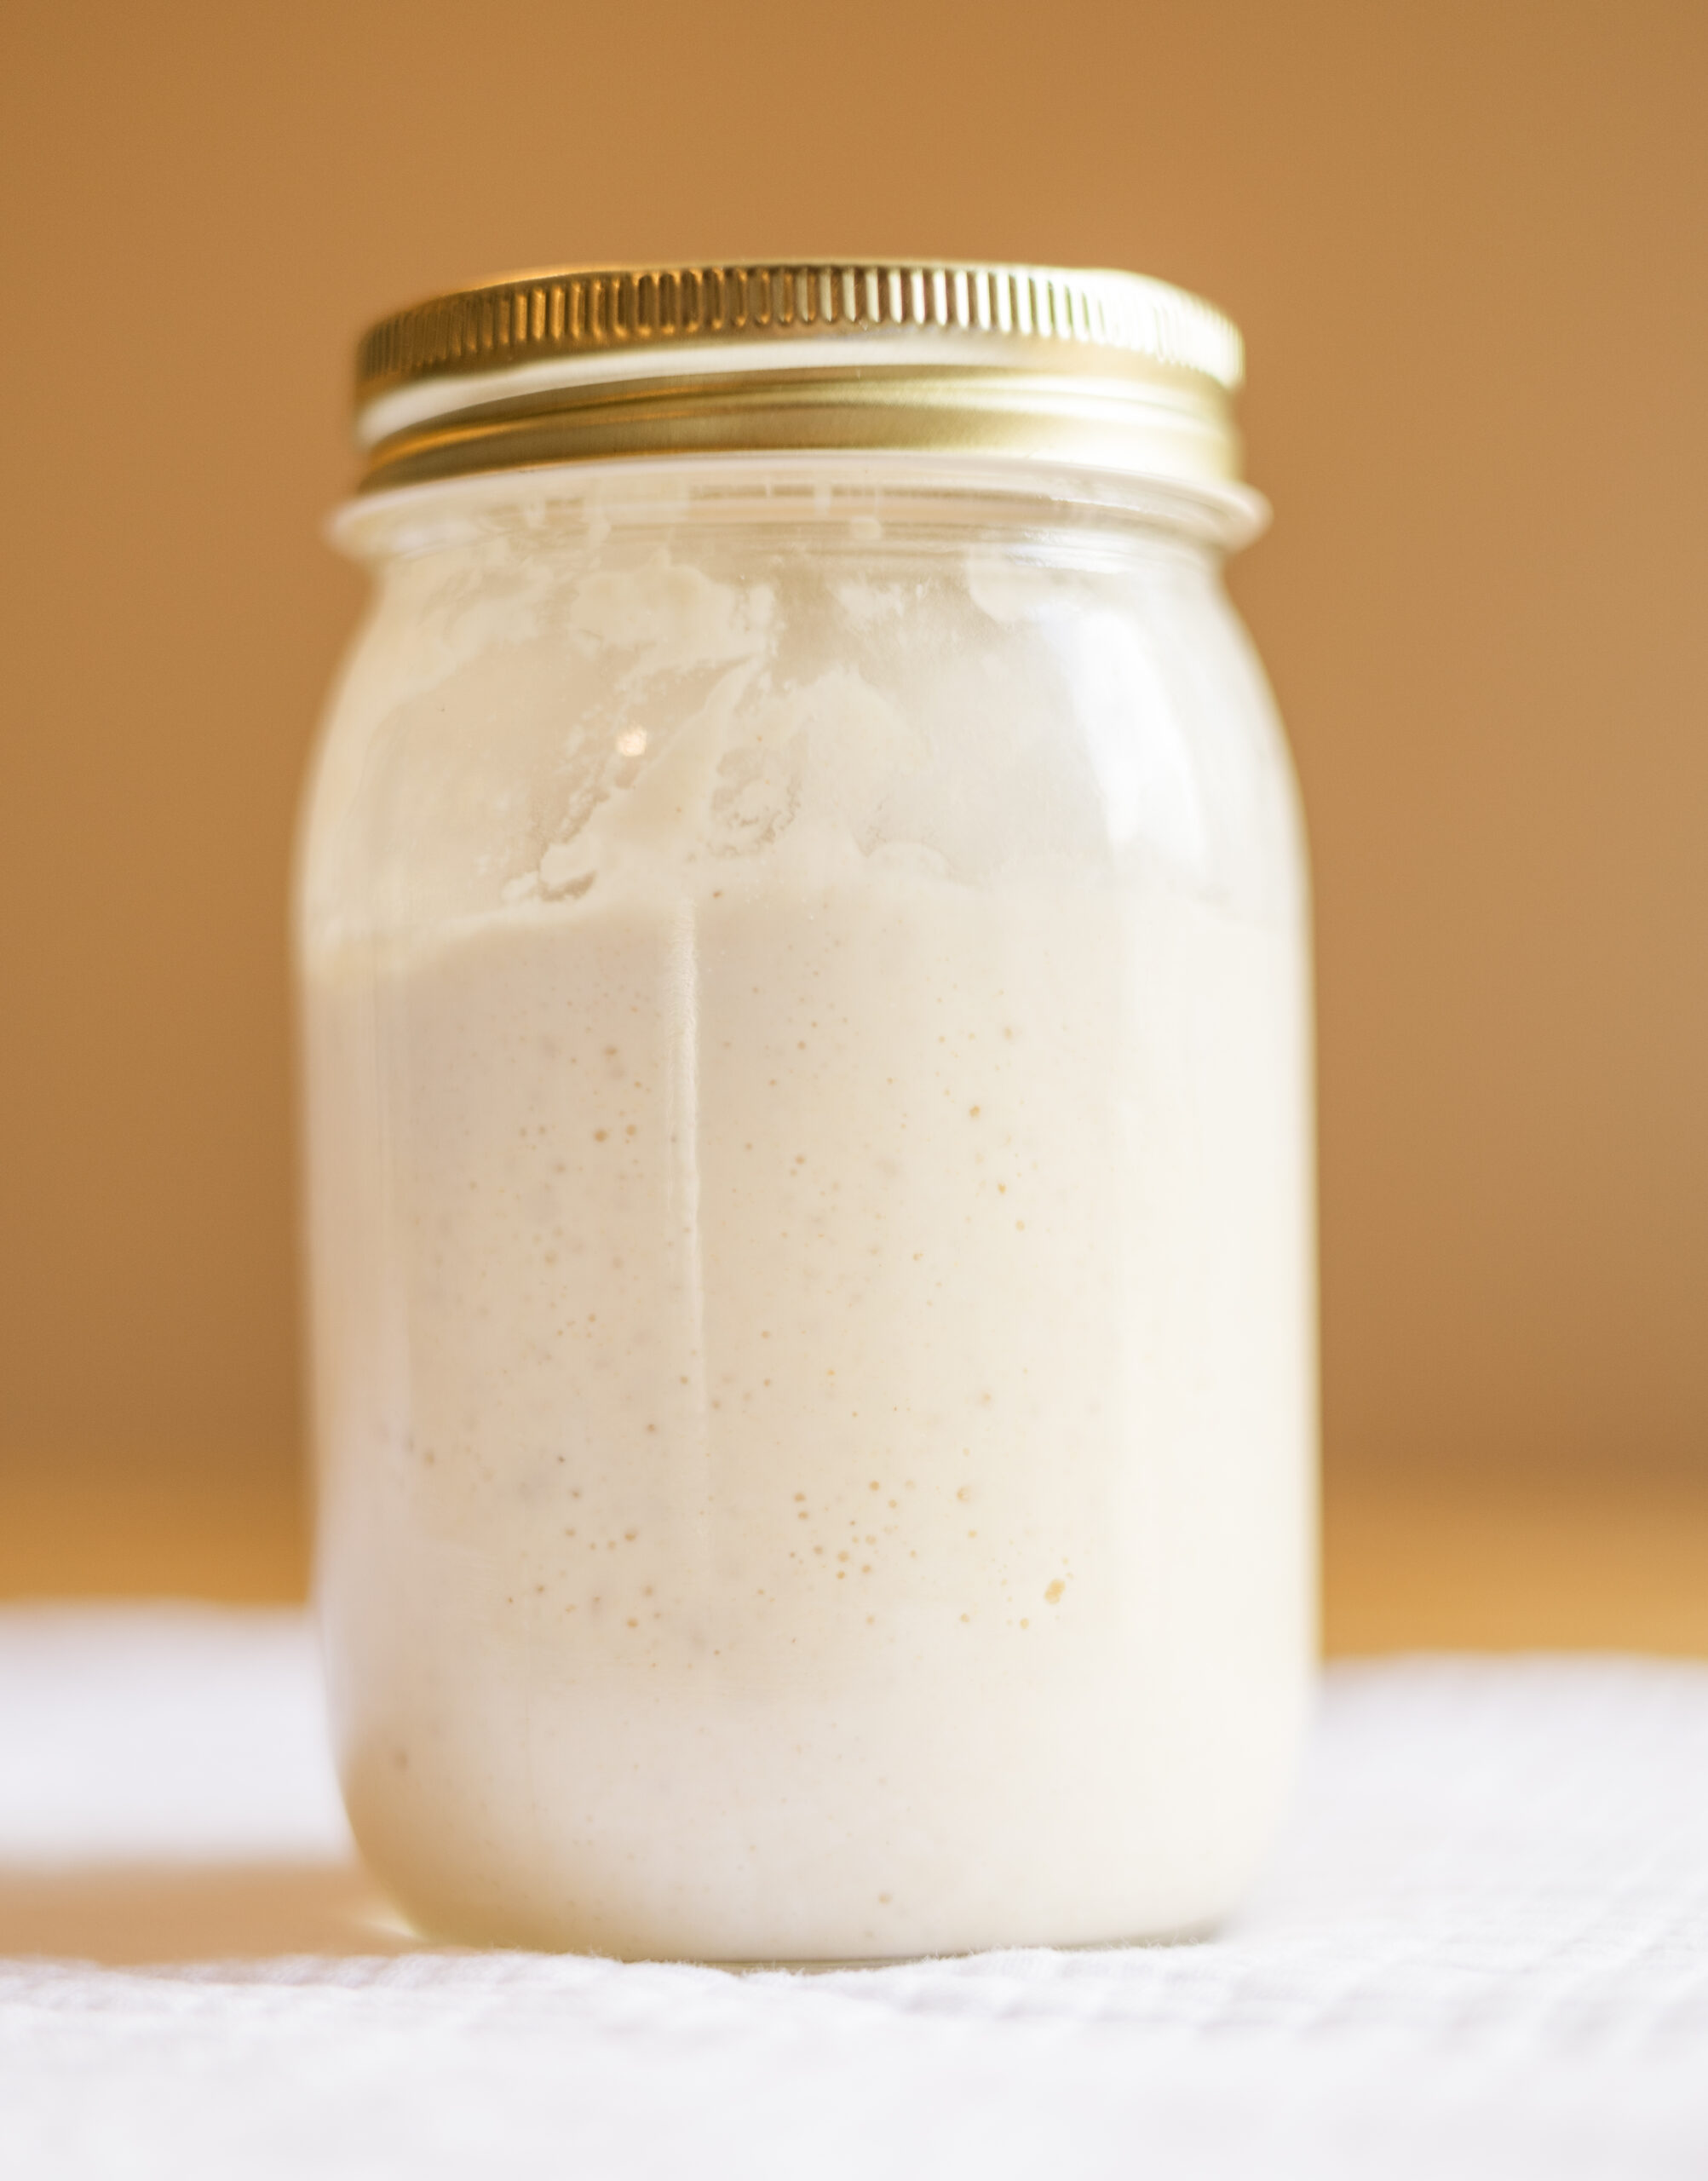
xmin=302 ymin=509 xmax=1314 ymax=1958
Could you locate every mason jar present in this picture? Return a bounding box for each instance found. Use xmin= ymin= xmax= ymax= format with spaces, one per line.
xmin=296 ymin=262 xmax=1315 ymax=1961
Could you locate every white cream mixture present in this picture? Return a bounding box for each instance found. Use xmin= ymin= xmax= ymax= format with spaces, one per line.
xmin=301 ymin=486 xmax=1314 ymax=1958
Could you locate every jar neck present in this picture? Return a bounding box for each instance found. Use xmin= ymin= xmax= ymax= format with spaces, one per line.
xmin=329 ymin=452 xmax=1267 ymax=571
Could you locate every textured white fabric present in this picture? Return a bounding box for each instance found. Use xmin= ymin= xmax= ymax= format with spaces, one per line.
xmin=2 ymin=1607 xmax=1705 ymax=2178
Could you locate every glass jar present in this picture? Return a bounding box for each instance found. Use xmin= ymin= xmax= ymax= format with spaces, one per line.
xmin=296 ymin=262 xmax=1315 ymax=1960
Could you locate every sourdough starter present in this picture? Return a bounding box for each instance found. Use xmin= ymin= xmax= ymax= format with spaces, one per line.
xmin=302 ymin=495 xmax=1314 ymax=1958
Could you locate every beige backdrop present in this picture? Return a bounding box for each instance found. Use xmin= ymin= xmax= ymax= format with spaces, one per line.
xmin=3 ymin=1 xmax=1705 ymax=1534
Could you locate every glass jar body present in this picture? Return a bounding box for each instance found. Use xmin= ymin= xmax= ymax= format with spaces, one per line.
xmin=296 ymin=457 xmax=1315 ymax=1960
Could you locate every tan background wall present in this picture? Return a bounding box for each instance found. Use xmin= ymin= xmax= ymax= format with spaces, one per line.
xmin=3 ymin=2 xmax=1705 ymax=1556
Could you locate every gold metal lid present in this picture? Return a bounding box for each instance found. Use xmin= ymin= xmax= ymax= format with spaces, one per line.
xmin=354 ymin=261 xmax=1247 ymax=498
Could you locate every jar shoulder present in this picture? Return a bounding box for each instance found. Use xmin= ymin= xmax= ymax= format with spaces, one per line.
xmin=298 ymin=511 xmax=1307 ymax=947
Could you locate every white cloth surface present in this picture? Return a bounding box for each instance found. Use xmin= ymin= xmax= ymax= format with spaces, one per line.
xmin=2 ymin=1608 xmax=1705 ymax=2178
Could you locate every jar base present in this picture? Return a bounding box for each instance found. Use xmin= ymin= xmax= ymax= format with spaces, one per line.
xmin=373 ymin=1879 xmax=1225 ymax=1968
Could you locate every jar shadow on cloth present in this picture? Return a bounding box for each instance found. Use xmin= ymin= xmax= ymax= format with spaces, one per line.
xmin=0 ymin=1860 xmax=414 ymax=1966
